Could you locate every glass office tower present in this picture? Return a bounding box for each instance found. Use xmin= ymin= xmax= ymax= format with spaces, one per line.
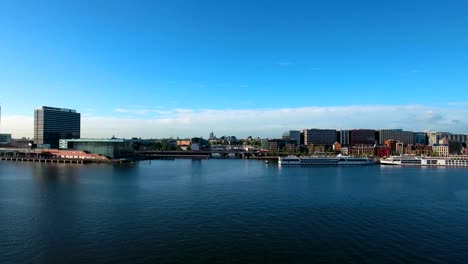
xmin=34 ymin=106 xmax=80 ymax=148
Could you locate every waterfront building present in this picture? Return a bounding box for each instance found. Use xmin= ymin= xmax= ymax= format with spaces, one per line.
xmin=268 ymin=140 xmax=279 ymax=152
xmin=447 ymin=134 xmax=468 ymax=144
xmin=384 ymin=139 xmax=401 ymax=155
xmin=432 ymin=144 xmax=449 ymax=156
xmin=341 ymin=147 xmax=349 ymax=155
xmin=59 ymin=138 xmax=132 ymax=159
xmin=333 ymin=142 xmax=342 ymax=152
xmin=375 ymin=146 xmax=391 ymax=157
xmin=43 ymin=149 xmax=108 ymax=160
xmin=34 ymin=106 xmax=80 ymax=148
xmin=177 ymin=140 xmax=191 ymax=147
xmin=307 ymin=144 xmax=325 ymax=154
xmin=260 ymin=139 xmax=269 ymax=151
xmin=396 ymin=142 xmax=404 ymax=154
xmin=349 ymin=129 xmax=376 ymax=145
xmin=349 ymin=144 xmax=374 ymax=156
xmin=289 ymin=130 xmax=301 ymax=146
xmin=284 ymin=142 xmax=297 ymax=153
xmin=413 ymin=132 xmax=427 ymax=145
xmin=426 ymin=131 xmax=451 ymax=146
xmin=191 ymin=137 xmax=208 ymax=151
xmin=0 ymin=133 xmax=12 ymax=145
xmin=303 ymin=129 xmax=337 ymax=146
xmin=379 ymin=129 xmax=414 ymax=145
xmin=403 ymin=145 xmax=433 ymax=156
xmin=448 ymin=140 xmax=462 ymax=155
xmin=339 ymin=130 xmax=350 ymax=146
xmin=267 ymin=139 xmax=296 ymax=153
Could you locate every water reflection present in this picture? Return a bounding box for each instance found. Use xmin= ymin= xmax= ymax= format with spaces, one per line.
xmin=30 ymin=163 xmax=82 ymax=262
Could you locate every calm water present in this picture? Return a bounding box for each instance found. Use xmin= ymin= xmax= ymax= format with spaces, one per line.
xmin=1 ymin=159 xmax=468 ymax=264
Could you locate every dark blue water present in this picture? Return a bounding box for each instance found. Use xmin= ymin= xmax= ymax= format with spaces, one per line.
xmin=1 ymin=160 xmax=468 ymax=263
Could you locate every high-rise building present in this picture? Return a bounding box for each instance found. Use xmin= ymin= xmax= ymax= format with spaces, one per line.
xmin=289 ymin=130 xmax=301 ymax=145
xmin=379 ymin=129 xmax=414 ymax=145
xmin=349 ymin=129 xmax=376 ymax=145
xmin=303 ymin=129 xmax=337 ymax=146
xmin=34 ymin=106 xmax=80 ymax=148
xmin=339 ymin=130 xmax=350 ymax=146
xmin=413 ymin=132 xmax=427 ymax=145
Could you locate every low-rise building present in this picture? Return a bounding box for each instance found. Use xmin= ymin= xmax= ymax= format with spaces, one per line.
xmin=432 ymin=144 xmax=449 ymax=156
xmin=0 ymin=133 xmax=12 ymax=145
xmin=59 ymin=138 xmax=133 ymax=159
xmin=349 ymin=144 xmax=374 ymax=156
xmin=42 ymin=149 xmax=108 ymax=160
xmin=403 ymin=145 xmax=433 ymax=156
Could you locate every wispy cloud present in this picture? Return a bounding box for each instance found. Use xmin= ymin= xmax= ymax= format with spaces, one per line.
xmin=311 ymin=67 xmax=321 ymax=71
xmin=447 ymin=102 xmax=468 ymax=106
xmin=410 ymin=69 xmax=422 ymax=73
xmin=3 ymin=104 xmax=468 ymax=139
xmin=114 ymin=108 xmax=170 ymax=116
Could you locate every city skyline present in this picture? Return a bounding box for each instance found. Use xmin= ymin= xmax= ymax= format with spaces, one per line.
xmin=1 ymin=103 xmax=468 ymax=139
xmin=1 ymin=1 xmax=467 ymax=137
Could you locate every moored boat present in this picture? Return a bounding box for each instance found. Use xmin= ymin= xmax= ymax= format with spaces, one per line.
xmin=278 ymin=155 xmax=375 ymax=166
xmin=380 ymin=155 xmax=468 ymax=167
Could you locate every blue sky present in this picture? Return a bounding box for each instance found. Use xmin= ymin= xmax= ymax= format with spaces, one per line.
xmin=1 ymin=0 xmax=467 ymax=138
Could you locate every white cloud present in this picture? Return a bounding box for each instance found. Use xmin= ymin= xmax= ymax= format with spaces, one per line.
xmin=2 ymin=104 xmax=468 ymax=139
xmin=447 ymin=102 xmax=468 ymax=106
xmin=1 ymin=115 xmax=34 ymax=138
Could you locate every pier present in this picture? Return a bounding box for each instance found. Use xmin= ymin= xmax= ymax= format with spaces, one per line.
xmin=0 ymin=157 xmax=88 ymax=164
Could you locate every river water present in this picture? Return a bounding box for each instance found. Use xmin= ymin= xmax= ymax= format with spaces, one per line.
xmin=1 ymin=159 xmax=468 ymax=263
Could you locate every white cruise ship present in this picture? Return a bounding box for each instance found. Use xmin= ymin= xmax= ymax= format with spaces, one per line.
xmin=278 ymin=155 xmax=375 ymax=166
xmin=380 ymin=155 xmax=468 ymax=167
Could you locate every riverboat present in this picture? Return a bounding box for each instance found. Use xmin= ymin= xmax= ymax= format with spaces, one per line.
xmin=380 ymin=155 xmax=468 ymax=167
xmin=278 ymin=155 xmax=375 ymax=166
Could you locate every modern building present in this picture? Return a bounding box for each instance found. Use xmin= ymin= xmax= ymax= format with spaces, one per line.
xmin=0 ymin=133 xmax=12 ymax=145
xmin=379 ymin=129 xmax=414 ymax=145
xmin=448 ymin=140 xmax=462 ymax=155
xmin=349 ymin=129 xmax=376 ymax=145
xmin=447 ymin=134 xmax=468 ymax=144
xmin=191 ymin=137 xmax=208 ymax=151
xmin=339 ymin=130 xmax=350 ymax=146
xmin=289 ymin=130 xmax=301 ymax=146
xmin=426 ymin=131 xmax=451 ymax=146
xmin=303 ymin=129 xmax=337 ymax=146
xmin=413 ymin=132 xmax=427 ymax=145
xmin=59 ymin=138 xmax=132 ymax=159
xmin=34 ymin=106 xmax=80 ymax=148
xmin=266 ymin=139 xmax=296 ymax=153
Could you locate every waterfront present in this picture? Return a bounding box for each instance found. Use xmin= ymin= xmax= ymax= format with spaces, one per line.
xmin=1 ymin=160 xmax=468 ymax=263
